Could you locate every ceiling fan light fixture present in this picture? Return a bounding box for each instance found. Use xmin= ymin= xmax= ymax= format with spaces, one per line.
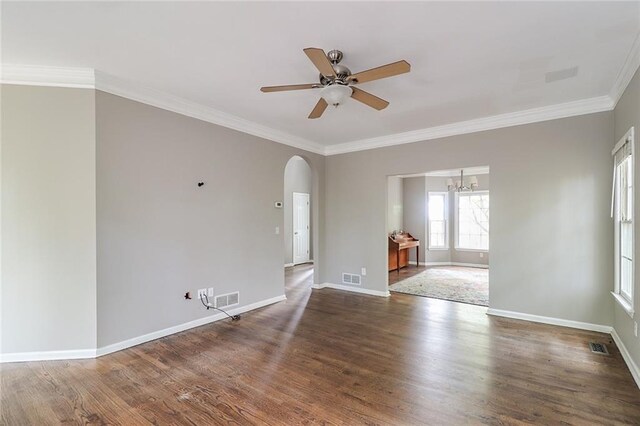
xmin=260 ymin=48 xmax=410 ymax=118
xmin=320 ymin=84 xmax=353 ymax=107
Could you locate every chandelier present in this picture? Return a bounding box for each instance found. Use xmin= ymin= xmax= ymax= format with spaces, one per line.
xmin=447 ymin=170 xmax=478 ymax=192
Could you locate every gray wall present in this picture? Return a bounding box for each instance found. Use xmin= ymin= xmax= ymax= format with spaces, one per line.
xmin=402 ymin=177 xmax=426 ymax=262
xmin=613 ymin=67 xmax=640 ymax=370
xmin=1 ymin=85 xmax=97 ymax=353
xmin=387 ymin=176 xmax=403 ymax=233
xmin=284 ymin=156 xmax=313 ymax=265
xmin=96 ymin=91 xmax=325 ymax=347
xmin=1 ymin=82 xmax=629 ymax=359
xmin=325 ymin=112 xmax=614 ymax=326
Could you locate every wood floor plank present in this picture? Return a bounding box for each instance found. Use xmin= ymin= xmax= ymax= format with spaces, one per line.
xmin=1 ymin=263 xmax=639 ymax=425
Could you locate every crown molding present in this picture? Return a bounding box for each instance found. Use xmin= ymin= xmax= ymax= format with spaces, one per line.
xmin=0 ymin=64 xmax=621 ymax=157
xmin=324 ymin=95 xmax=615 ymax=155
xmin=0 ymin=64 xmax=95 ymax=88
xmin=610 ymin=31 xmax=640 ymax=108
xmin=93 ymin=72 xmax=325 ymax=155
xmin=0 ymin=64 xmax=325 ymax=155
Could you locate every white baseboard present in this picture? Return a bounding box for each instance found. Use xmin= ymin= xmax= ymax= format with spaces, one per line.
xmin=451 ymin=262 xmax=489 ymax=269
xmin=97 ymin=294 xmax=287 ymax=357
xmin=311 ymin=282 xmax=390 ymax=297
xmin=611 ymin=328 xmax=640 ymax=389
xmin=486 ymin=309 xmax=640 ymax=390
xmin=285 ymin=259 xmax=314 ymax=268
xmin=0 ymin=348 xmax=97 ymax=363
xmin=421 ymin=261 xmax=489 ymax=269
xmin=1 ymin=295 xmax=287 ymax=363
xmin=421 ymin=261 xmax=449 ymax=266
xmin=486 ymin=308 xmax=612 ymax=333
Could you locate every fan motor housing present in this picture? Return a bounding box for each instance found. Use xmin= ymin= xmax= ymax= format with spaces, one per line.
xmin=319 ymin=50 xmax=351 ymax=86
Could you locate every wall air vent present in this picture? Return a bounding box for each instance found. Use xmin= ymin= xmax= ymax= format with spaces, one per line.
xmin=215 ymin=291 xmax=240 ymax=309
xmin=342 ymin=273 xmax=361 ymax=286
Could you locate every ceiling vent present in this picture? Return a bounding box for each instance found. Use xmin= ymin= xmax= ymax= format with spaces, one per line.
xmin=545 ymin=66 xmax=578 ymax=83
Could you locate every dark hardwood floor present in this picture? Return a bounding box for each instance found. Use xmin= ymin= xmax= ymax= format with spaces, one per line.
xmin=388 ymin=264 xmax=427 ymax=285
xmin=2 ymin=263 xmax=640 ymax=424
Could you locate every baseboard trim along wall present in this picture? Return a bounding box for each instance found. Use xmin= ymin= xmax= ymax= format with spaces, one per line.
xmin=97 ymin=294 xmax=287 ymax=357
xmin=311 ymin=283 xmax=390 ymax=297
xmin=487 ymin=308 xmax=639 ymax=390
xmin=422 ymin=262 xmax=489 ymax=269
xmin=0 ymin=295 xmax=287 ymax=363
xmin=486 ymin=308 xmax=612 ymax=333
xmin=0 ymin=348 xmax=97 ymax=363
xmin=611 ymin=328 xmax=640 ymax=389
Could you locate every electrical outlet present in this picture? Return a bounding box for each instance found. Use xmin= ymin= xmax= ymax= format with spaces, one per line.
xmin=634 ymin=321 xmax=638 ymax=337
xmin=197 ymin=289 xmax=207 ymax=299
xmin=361 ymin=267 xmax=367 ymax=276
xmin=479 ymin=252 xmax=484 ymax=258
xmin=207 ymin=287 xmax=214 ymax=297
xmin=275 ymin=226 xmax=280 ymax=235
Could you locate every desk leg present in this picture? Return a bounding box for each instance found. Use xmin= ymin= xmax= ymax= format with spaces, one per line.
xmin=417 ymin=246 xmax=419 ymax=267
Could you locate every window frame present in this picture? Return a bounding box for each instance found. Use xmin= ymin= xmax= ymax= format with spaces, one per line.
xmin=427 ymin=191 xmax=449 ymax=250
xmin=454 ymin=190 xmax=489 ymax=252
xmin=612 ymin=127 xmax=635 ymax=317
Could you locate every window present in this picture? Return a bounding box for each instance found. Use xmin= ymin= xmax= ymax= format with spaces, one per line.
xmin=456 ymin=192 xmax=489 ymax=251
xmin=428 ymin=192 xmax=448 ymax=249
xmin=613 ymin=127 xmax=634 ymax=315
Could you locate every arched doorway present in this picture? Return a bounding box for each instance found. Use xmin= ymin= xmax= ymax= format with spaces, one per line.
xmin=283 ymin=156 xmax=313 ymax=267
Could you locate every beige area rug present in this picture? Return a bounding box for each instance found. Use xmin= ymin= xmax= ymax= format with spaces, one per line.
xmin=389 ymin=266 xmax=489 ymax=306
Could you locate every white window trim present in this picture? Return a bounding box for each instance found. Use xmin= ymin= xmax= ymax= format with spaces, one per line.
xmin=612 ymin=291 xmax=634 ymax=318
xmin=454 ymin=190 xmax=489 ymax=252
xmin=612 ymin=126 xmax=634 ymax=318
xmin=427 ymin=191 xmax=449 ymax=250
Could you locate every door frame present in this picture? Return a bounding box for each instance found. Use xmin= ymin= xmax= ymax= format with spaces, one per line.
xmin=292 ymin=191 xmax=310 ymax=265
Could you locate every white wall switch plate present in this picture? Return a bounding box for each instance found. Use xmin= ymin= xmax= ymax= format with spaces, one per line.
xmin=361 ymin=267 xmax=367 ymax=276
xmin=479 ymin=253 xmax=484 ymax=258
xmin=634 ymin=321 xmax=638 ymax=337
xmin=197 ymin=289 xmax=206 ymax=299
xmin=275 ymin=226 xmax=280 ymax=235
xmin=207 ymin=287 xmax=214 ymax=297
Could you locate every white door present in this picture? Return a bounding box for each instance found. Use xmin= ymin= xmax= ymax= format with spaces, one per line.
xmin=293 ymin=192 xmax=310 ymax=265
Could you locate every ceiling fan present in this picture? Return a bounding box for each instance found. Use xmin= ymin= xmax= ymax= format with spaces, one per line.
xmin=260 ymin=48 xmax=411 ymax=119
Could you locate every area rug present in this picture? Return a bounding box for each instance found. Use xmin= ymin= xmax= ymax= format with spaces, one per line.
xmin=389 ymin=266 xmax=488 ymax=306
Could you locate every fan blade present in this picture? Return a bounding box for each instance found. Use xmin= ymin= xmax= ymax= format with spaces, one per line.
xmin=303 ymin=48 xmax=337 ymax=78
xmin=350 ymin=87 xmax=389 ymax=110
xmin=261 ymin=83 xmax=320 ymax=93
xmin=308 ymin=98 xmax=328 ymax=119
xmin=348 ymin=60 xmax=411 ymax=84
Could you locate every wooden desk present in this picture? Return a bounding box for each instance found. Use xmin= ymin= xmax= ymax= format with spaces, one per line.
xmin=388 ymin=233 xmax=420 ymax=273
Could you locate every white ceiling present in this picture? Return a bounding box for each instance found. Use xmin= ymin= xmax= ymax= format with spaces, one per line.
xmin=2 ymin=2 xmax=639 ymax=149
